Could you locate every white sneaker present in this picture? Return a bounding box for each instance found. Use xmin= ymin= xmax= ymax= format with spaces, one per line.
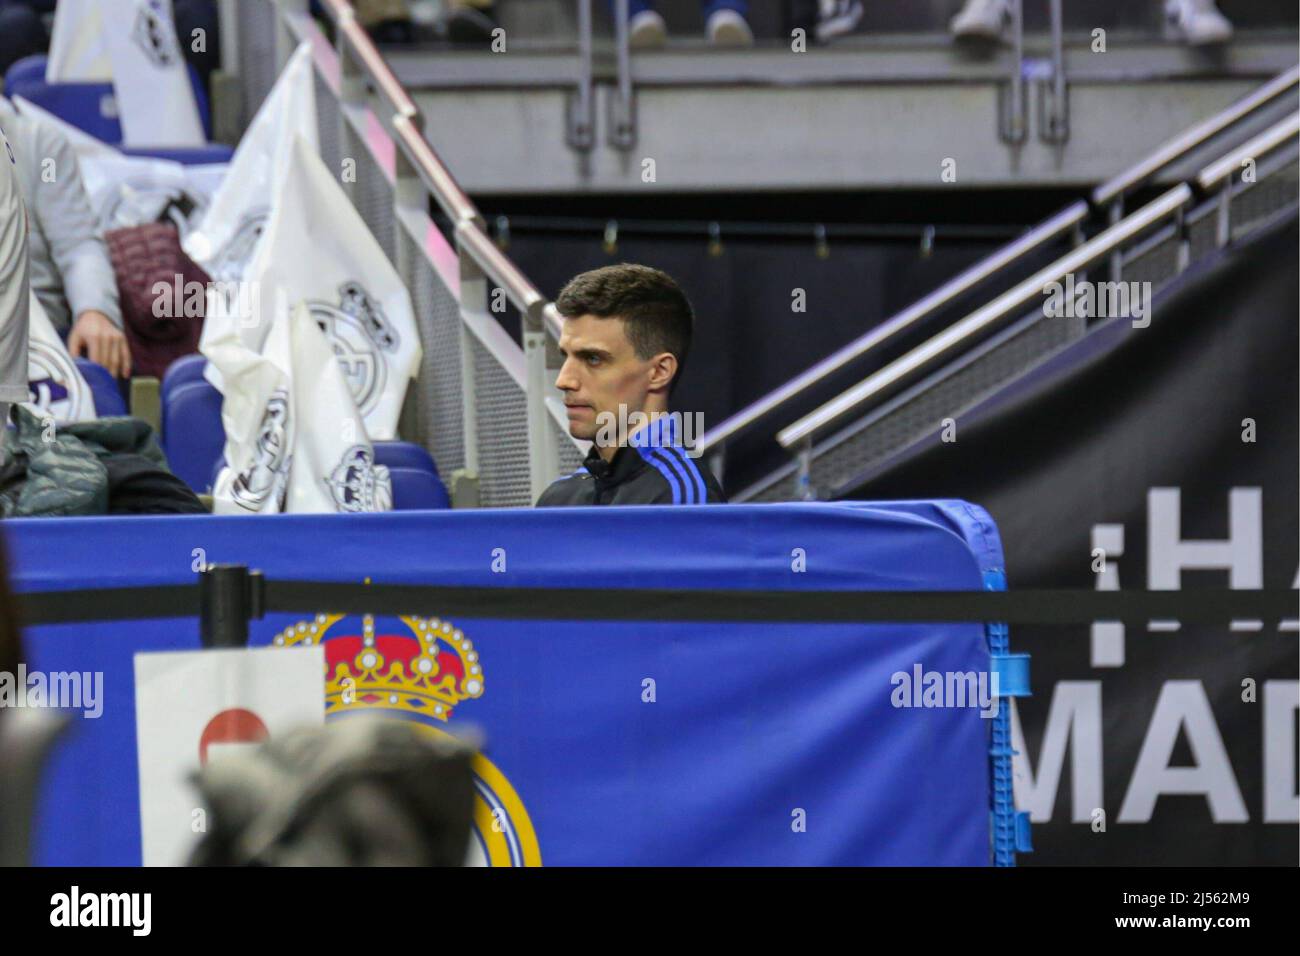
xmin=706 ymin=9 xmax=753 ymax=48
xmin=1165 ymin=0 xmax=1233 ymax=46
xmin=816 ymin=0 xmax=864 ymax=43
xmin=949 ymin=0 xmax=1009 ymax=42
xmin=629 ymin=9 xmax=668 ymax=50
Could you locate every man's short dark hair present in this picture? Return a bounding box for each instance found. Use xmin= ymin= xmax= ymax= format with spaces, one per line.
xmin=555 ymin=264 xmax=694 ymax=388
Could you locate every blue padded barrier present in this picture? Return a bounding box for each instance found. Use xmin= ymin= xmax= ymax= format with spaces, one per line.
xmin=5 ymin=500 xmax=1020 ymax=866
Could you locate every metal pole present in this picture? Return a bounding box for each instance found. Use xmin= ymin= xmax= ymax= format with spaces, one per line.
xmin=1045 ymin=0 xmax=1068 ymax=143
xmin=199 ymin=565 xmax=263 ymax=649
xmin=1107 ymin=198 xmax=1123 ymax=284
xmin=1005 ymin=0 xmax=1025 ymax=144
xmin=1215 ymin=184 xmax=1232 ymax=248
xmin=568 ymin=0 xmax=595 ymax=151
xmin=609 ymin=0 xmax=636 ymax=149
xmin=1174 ymin=206 xmax=1190 ymax=273
xmin=796 ymin=438 xmax=814 ymax=501
xmin=708 ymin=443 xmax=726 ymax=487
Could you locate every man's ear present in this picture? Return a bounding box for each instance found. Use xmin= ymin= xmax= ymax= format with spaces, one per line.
xmin=647 ymin=352 xmax=678 ymax=393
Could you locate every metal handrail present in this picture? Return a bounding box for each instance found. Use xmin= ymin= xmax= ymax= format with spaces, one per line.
xmin=776 ymin=184 xmax=1194 ymax=449
xmin=1196 ymin=111 xmax=1300 ymax=191
xmin=456 ymin=222 xmax=548 ymax=326
xmin=318 ymin=2 xmax=481 ymax=224
xmin=324 ymin=0 xmax=421 ymax=123
xmin=316 ymin=0 xmax=554 ymax=324
xmin=1093 ymin=65 xmax=1299 ymax=206
xmin=699 ymin=66 xmax=1298 ymax=459
xmin=697 ymin=200 xmax=1089 ymax=452
xmin=391 ymin=114 xmax=480 ymax=224
xmin=779 ymin=104 xmax=1300 ymax=450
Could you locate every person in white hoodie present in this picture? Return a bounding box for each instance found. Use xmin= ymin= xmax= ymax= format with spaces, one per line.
xmin=0 ymin=119 xmax=29 ymax=427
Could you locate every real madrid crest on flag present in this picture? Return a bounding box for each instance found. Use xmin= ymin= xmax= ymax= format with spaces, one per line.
xmin=225 ymin=388 xmax=292 ymax=514
xmin=201 ymin=134 xmax=421 ymax=443
xmin=47 ymin=0 xmax=204 ymax=147
xmin=271 ymin=612 xmax=541 ymax=866
xmin=24 ymin=294 xmax=96 ymax=424
xmin=131 ymin=0 xmax=181 ymax=68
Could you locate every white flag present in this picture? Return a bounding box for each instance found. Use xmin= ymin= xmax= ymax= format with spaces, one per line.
xmin=12 ymin=96 xmax=222 ymax=239
xmin=201 ymin=134 xmax=420 ymax=441
xmin=184 ymin=43 xmax=317 ymax=282
xmin=210 ymin=313 xmax=294 ymax=515
xmin=210 ymin=303 xmax=392 ymax=515
xmin=46 ymin=0 xmax=113 ymax=82
xmin=283 ymin=301 xmax=392 ymax=514
xmin=134 ymin=646 xmax=325 ymax=866
xmin=24 ymin=293 xmax=96 ymax=424
xmin=47 ymin=0 xmax=204 ymax=147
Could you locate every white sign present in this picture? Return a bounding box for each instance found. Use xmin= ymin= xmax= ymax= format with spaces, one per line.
xmin=134 ymin=645 xmax=324 ymax=866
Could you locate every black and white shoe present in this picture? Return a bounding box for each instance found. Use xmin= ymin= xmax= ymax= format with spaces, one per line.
xmin=949 ymin=0 xmax=1008 ymax=42
xmin=444 ymin=4 xmax=499 ymax=45
xmin=1165 ymin=0 xmax=1233 ymax=46
xmin=815 ymin=0 xmax=864 ymax=43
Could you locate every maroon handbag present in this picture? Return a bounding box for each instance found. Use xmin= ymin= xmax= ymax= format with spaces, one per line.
xmin=105 ymin=222 xmax=210 ymax=379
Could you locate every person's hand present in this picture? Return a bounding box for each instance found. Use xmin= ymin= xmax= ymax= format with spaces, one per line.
xmin=67 ymin=310 xmax=132 ymax=379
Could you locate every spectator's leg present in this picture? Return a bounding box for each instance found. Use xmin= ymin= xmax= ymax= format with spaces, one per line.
xmin=1165 ymin=0 xmax=1233 ymax=46
xmin=702 ymin=0 xmax=753 ymax=47
xmin=0 ymin=4 xmax=47 ymax=80
xmin=950 ymin=0 xmax=1009 ymax=41
xmin=356 ymin=0 xmax=415 ymax=43
xmin=815 ymin=1 xmax=865 ymax=43
xmin=619 ymin=1 xmax=668 ymax=51
xmin=443 ymin=0 xmax=499 ymax=45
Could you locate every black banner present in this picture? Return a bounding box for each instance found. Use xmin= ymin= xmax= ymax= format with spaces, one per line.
xmin=854 ymin=214 xmax=1299 ymax=865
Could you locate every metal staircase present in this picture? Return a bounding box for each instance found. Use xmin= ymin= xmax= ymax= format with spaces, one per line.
xmin=696 ymin=66 xmax=1299 ymax=502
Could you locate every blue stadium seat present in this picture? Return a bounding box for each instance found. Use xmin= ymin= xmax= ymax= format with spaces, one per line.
xmin=3 ymin=55 xmax=45 ymax=89
xmin=386 ymin=467 xmax=452 ymax=510
xmin=173 ymin=364 xmax=447 ymax=508
xmin=161 ymin=353 xmax=210 ymax=406
xmin=73 ymin=358 xmax=127 ymax=417
xmin=162 ymin=378 xmax=225 ymax=492
xmin=4 ymin=54 xmax=213 ymax=144
xmin=121 ymin=144 xmax=235 ymax=165
xmin=372 ymin=441 xmax=440 ymax=473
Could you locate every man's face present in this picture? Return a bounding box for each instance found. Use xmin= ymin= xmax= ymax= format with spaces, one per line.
xmin=555 ymin=314 xmax=653 ymax=443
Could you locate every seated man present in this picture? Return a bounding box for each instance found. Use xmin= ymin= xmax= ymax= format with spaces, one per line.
xmin=0 ymin=98 xmax=129 ymax=378
xmin=537 ymin=263 xmax=725 ymax=507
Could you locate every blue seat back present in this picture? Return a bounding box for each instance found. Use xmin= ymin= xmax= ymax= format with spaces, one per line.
xmin=3 ymin=54 xmax=212 ymax=144
xmin=162 ymin=379 xmax=225 ymax=492
xmin=387 ymin=467 xmax=452 ymax=510
xmin=165 ymin=366 xmax=448 ymax=507
xmin=73 ymin=358 xmax=127 ymax=417
xmin=121 ymin=143 xmax=234 ymax=165
xmin=161 ymin=354 xmax=209 ymax=406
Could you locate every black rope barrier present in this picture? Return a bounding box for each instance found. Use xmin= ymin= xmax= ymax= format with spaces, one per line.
xmin=13 ymin=566 xmax=1298 ymax=638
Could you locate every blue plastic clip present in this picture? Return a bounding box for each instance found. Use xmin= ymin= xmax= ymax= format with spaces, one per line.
xmin=1015 ymin=811 xmax=1033 ymax=853
xmin=990 ymin=653 xmax=1032 ymax=698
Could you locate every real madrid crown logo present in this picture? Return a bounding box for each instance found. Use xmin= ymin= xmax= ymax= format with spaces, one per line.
xmin=274 ymin=614 xmax=484 ymax=721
